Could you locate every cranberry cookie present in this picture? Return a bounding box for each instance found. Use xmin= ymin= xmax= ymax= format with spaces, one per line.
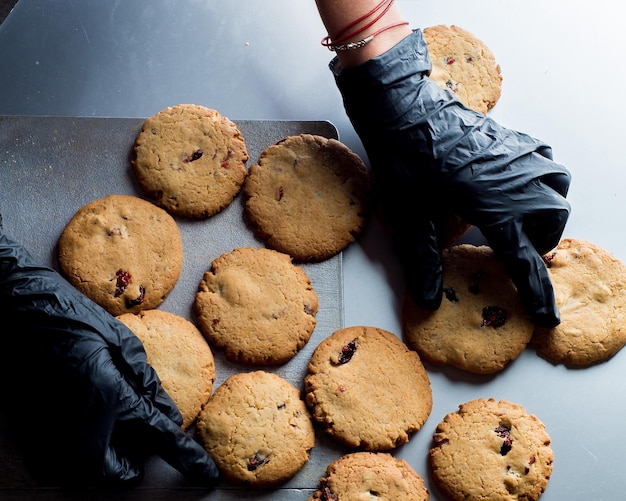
xmin=532 ymin=238 xmax=626 ymax=366
xmin=243 ymin=134 xmax=372 ymax=262
xmin=309 ymin=452 xmax=429 ymax=501
xmin=423 ymin=25 xmax=502 ymax=114
xmin=304 ymin=326 xmax=432 ymax=451
xmin=403 ymin=244 xmax=534 ymax=374
xmin=430 ymin=398 xmax=553 ymax=501
xmin=57 ymin=194 xmax=183 ymax=316
xmin=193 ymin=247 xmax=319 ymax=365
xmin=196 ymin=371 xmax=315 ymax=488
xmin=132 ymin=104 xmax=248 ymax=218
xmin=117 ymin=309 xmax=215 ymax=430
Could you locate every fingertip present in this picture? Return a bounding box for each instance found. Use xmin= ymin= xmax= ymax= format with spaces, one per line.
xmin=531 ymin=309 xmax=561 ymax=329
xmin=101 ymin=449 xmax=145 ymax=487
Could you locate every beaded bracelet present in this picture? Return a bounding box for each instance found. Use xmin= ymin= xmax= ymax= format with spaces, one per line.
xmin=325 ymin=21 xmax=409 ymax=51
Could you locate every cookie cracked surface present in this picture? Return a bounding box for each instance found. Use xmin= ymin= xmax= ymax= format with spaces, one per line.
xmin=57 ymin=194 xmax=183 ymax=316
xmin=117 ymin=309 xmax=215 ymax=430
xmin=243 ymin=134 xmax=371 ymax=262
xmin=424 ymin=24 xmax=502 ymax=114
xmin=309 ymin=452 xmax=429 ymax=501
xmin=196 ymin=371 xmax=315 ymax=488
xmin=430 ymin=398 xmax=553 ymax=501
xmin=532 ymin=238 xmax=626 ymax=366
xmin=304 ymin=326 xmax=432 ymax=451
xmin=193 ymin=247 xmax=319 ymax=365
xmin=132 ymin=104 xmax=248 ymax=218
xmin=403 ymin=244 xmax=534 ymax=374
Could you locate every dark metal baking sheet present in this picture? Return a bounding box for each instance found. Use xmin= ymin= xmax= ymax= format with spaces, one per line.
xmin=0 ymin=115 xmax=348 ymax=499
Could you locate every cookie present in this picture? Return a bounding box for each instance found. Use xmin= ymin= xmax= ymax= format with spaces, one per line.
xmin=304 ymin=326 xmax=432 ymax=451
xmin=403 ymin=244 xmax=534 ymax=374
xmin=423 ymin=25 xmax=502 ymax=114
xmin=430 ymin=398 xmax=553 ymax=501
xmin=116 ymin=309 xmax=215 ymax=430
xmin=243 ymin=134 xmax=372 ymax=262
xmin=132 ymin=104 xmax=248 ymax=218
xmin=309 ymin=452 xmax=429 ymax=501
xmin=193 ymin=247 xmax=319 ymax=365
xmin=196 ymin=371 xmax=315 ymax=488
xmin=531 ymin=238 xmax=626 ymax=367
xmin=57 ymin=194 xmax=183 ymax=316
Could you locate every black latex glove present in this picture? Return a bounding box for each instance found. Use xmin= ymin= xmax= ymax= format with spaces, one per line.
xmin=0 ymin=230 xmax=219 ymax=488
xmin=331 ymin=30 xmax=571 ymax=328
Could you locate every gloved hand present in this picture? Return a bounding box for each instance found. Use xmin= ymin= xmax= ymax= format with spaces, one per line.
xmin=0 ymin=230 xmax=219 ymax=488
xmin=331 ymin=30 xmax=571 ymax=328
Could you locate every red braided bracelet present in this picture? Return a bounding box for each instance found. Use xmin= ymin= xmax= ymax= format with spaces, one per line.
xmin=324 ymin=21 xmax=409 ymax=51
xmin=320 ymin=0 xmax=408 ymax=52
xmin=321 ymin=0 xmax=394 ymax=47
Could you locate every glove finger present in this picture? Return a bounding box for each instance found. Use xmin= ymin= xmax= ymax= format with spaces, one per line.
xmin=1 ymin=233 xmax=193 ymax=481
xmin=482 ymin=220 xmax=560 ymax=328
xmin=93 ymin=364 xmax=219 ymax=486
xmin=1 ymin=241 xmax=183 ymax=425
xmin=101 ymin=445 xmax=145 ymax=486
xmin=123 ymin=393 xmax=220 ymax=486
xmin=393 ymin=217 xmax=443 ymax=310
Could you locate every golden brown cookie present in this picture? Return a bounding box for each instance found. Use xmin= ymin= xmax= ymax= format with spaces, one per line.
xmin=196 ymin=371 xmax=315 ymax=488
xmin=132 ymin=104 xmax=248 ymax=218
xmin=243 ymin=134 xmax=372 ymax=262
xmin=57 ymin=194 xmax=183 ymax=316
xmin=430 ymin=398 xmax=553 ymax=501
xmin=116 ymin=309 xmax=215 ymax=430
xmin=403 ymin=244 xmax=534 ymax=374
xmin=304 ymin=326 xmax=433 ymax=451
xmin=309 ymin=452 xmax=429 ymax=501
xmin=531 ymin=238 xmax=626 ymax=367
xmin=423 ymin=25 xmax=502 ymax=114
xmin=193 ymin=247 xmax=319 ymax=365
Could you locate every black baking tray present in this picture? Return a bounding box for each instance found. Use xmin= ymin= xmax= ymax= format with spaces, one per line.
xmin=0 ymin=115 xmax=347 ymax=499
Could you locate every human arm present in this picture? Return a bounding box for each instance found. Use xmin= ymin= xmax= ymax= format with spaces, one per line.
xmin=314 ymin=1 xmax=571 ymax=327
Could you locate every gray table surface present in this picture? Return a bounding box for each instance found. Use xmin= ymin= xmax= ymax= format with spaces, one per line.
xmin=2 ymin=1 xmax=626 ymax=499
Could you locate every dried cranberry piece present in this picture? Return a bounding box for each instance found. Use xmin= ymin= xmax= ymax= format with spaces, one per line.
xmin=495 ymin=425 xmax=513 ymax=455
xmin=337 ymin=340 xmax=357 ymax=364
xmin=276 ymin=186 xmax=284 ymax=201
xmin=482 ymin=306 xmax=507 ymax=328
xmin=542 ymin=252 xmax=557 ymax=268
xmin=446 ymin=56 xmax=455 ymax=65
xmin=183 ymin=149 xmax=203 ymax=163
xmin=247 ymin=452 xmax=270 ymax=471
xmin=126 ymin=285 xmax=145 ymax=307
xmin=114 ymin=269 xmax=131 ymax=297
xmin=443 ymin=287 xmax=458 ymax=302
xmin=433 ymin=435 xmax=449 ymax=446
xmin=221 ymin=149 xmax=233 ymax=168
xmin=320 ymin=486 xmax=337 ymax=501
